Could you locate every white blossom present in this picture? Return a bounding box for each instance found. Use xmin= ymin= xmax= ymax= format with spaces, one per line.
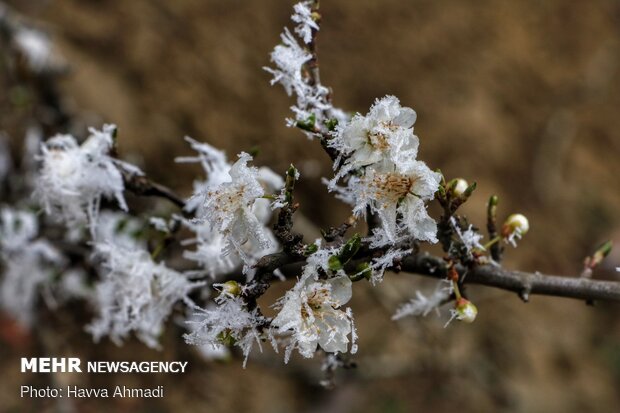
xmin=178 ymin=140 xmax=282 ymax=277
xmin=330 ymin=95 xmax=419 ymax=179
xmin=326 ymin=96 xmax=440 ymax=245
xmin=198 ymin=152 xmax=274 ymax=269
xmin=351 ymin=163 xmax=441 ymax=244
xmin=272 ymin=254 xmax=356 ymax=361
xmin=35 ymin=125 xmax=130 ymax=236
xmin=291 ymin=1 xmax=319 ymax=44
xmin=87 ymin=242 xmax=203 ymax=349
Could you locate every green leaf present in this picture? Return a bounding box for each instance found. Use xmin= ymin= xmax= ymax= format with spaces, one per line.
xmin=338 ymin=233 xmax=361 ymax=264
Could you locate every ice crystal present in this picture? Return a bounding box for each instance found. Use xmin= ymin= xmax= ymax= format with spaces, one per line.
xmin=392 ymin=280 xmax=454 ymax=320
xmin=367 ymin=247 xmax=413 ymax=284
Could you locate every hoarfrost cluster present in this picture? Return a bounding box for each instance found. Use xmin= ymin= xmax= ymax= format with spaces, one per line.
xmin=35 ymin=124 xmax=131 ymax=235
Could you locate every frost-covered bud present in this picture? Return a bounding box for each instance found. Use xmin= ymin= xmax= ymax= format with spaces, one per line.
xmin=450 ymin=178 xmax=469 ymax=197
xmin=454 ymin=298 xmax=477 ymax=323
xmin=219 ymin=281 xmax=241 ymax=297
xmin=502 ymin=213 xmax=529 ymax=238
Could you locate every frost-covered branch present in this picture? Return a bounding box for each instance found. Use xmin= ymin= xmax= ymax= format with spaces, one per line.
xmin=1 ymin=0 xmax=619 ymax=383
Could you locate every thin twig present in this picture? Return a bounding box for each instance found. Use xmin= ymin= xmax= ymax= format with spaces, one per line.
xmin=120 ymin=168 xmax=186 ymax=209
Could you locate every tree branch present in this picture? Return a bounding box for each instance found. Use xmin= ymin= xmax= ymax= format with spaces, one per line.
xmin=120 ymin=168 xmax=187 ymax=209
xmin=252 ymin=250 xmax=620 ymax=303
xmin=399 ymin=253 xmax=620 ymax=303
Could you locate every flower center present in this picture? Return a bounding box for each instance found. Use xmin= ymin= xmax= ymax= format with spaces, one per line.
xmin=300 ymin=285 xmax=333 ymax=319
xmin=367 ymin=121 xmax=398 ymax=151
xmin=368 ymin=172 xmax=414 ymax=202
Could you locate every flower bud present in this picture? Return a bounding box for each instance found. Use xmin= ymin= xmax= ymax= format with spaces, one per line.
xmin=450 ymin=178 xmax=469 ymax=197
xmin=501 ymin=213 xmax=529 ymax=238
xmin=219 ymin=280 xmax=241 ymax=297
xmin=454 ymin=298 xmax=477 ymax=323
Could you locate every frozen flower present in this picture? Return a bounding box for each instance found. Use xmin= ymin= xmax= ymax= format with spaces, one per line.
xmin=0 ymin=208 xmax=64 ymax=327
xmin=178 ymin=140 xmax=281 ymax=278
xmin=200 ymin=152 xmax=274 ymax=267
xmin=87 ymin=242 xmax=203 ymax=349
xmin=35 ymin=125 xmax=129 ymax=236
xmin=184 ymin=293 xmax=267 ymax=367
xmin=352 ymin=162 xmax=441 ymax=244
xmin=392 ymin=280 xmax=454 ymax=320
xmin=330 ymin=96 xmax=419 ymax=178
xmin=272 ymin=262 xmax=355 ymax=362
xmin=291 ymin=1 xmax=319 ymax=44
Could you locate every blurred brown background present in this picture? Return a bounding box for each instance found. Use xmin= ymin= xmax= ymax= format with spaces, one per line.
xmin=2 ymin=0 xmax=620 ymax=412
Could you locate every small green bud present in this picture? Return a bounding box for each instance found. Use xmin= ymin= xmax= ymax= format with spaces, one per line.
xmin=455 ymin=298 xmax=477 ymax=323
xmin=217 ymin=330 xmax=236 ymax=346
xmin=220 ymin=281 xmax=241 ymax=297
xmin=304 ymin=243 xmax=319 ymax=255
xmin=328 ymin=255 xmax=343 ymax=272
xmin=502 ymin=213 xmax=529 ymax=238
xmin=296 ymin=114 xmax=316 ymax=132
xmin=449 ymin=178 xmax=469 ymax=197
xmin=324 ymin=118 xmax=339 ymax=131
xmin=592 ymin=240 xmax=613 ymax=267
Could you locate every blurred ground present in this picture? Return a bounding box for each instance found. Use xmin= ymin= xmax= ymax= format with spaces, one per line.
xmin=2 ymin=0 xmax=620 ymax=412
